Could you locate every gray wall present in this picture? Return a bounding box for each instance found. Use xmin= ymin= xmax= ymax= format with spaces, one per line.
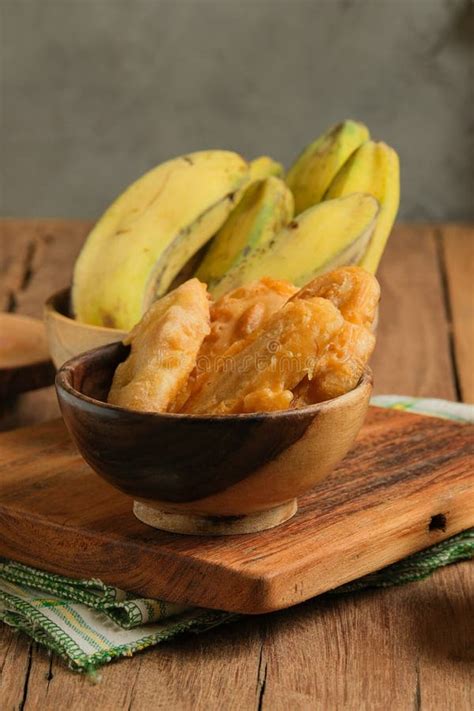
xmin=1 ymin=0 xmax=472 ymax=221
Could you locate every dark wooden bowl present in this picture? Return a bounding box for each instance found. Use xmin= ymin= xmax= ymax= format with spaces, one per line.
xmin=56 ymin=342 xmax=372 ymax=535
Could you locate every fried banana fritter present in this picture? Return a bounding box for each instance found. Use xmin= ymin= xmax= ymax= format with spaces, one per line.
xmin=293 ymin=266 xmax=380 ymax=329
xmin=203 ymin=277 xmax=297 ymax=360
xmin=291 ymin=267 xmax=379 ymax=406
xmin=107 ymin=278 xmax=210 ymax=413
xmin=171 ymin=277 xmax=297 ymax=410
xmin=293 ymin=321 xmax=375 ymax=405
xmin=183 ymin=297 xmax=344 ymax=415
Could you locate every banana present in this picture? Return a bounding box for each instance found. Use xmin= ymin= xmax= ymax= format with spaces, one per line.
xmin=72 ymin=151 xmax=249 ymax=330
xmin=249 ymin=156 xmax=284 ymax=181
xmin=195 ymin=177 xmax=294 ymax=290
xmin=324 ymin=140 xmax=400 ymax=273
xmin=210 ymin=193 xmax=379 ymax=298
xmin=286 ymin=120 xmax=369 ymax=213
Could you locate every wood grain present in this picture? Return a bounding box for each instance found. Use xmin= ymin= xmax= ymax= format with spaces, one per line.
xmin=259 ymin=561 xmax=474 ymax=711
xmin=1 ymin=221 xmax=473 ymax=709
xmin=441 ymin=225 xmax=474 ymax=403
xmin=0 ymin=408 xmax=472 ymax=614
xmin=0 ymin=625 xmax=34 ymax=710
xmin=0 ymin=220 xmax=90 ymax=429
xmin=0 ymin=219 xmax=91 ymax=318
xmin=372 ymin=224 xmax=456 ymax=399
xmin=0 ymin=313 xmax=55 ymax=398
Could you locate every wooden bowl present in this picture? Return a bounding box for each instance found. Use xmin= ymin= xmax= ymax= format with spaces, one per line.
xmin=56 ymin=342 xmax=372 ymax=535
xmin=44 ymin=287 xmax=126 ymax=369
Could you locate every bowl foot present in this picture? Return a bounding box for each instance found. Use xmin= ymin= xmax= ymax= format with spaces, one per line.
xmin=133 ymin=499 xmax=298 ymax=536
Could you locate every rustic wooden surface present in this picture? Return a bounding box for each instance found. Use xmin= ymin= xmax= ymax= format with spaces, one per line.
xmin=0 ymin=221 xmax=473 ymax=709
xmin=441 ymin=225 xmax=474 ymax=404
xmin=1 ymin=408 xmax=472 ymax=613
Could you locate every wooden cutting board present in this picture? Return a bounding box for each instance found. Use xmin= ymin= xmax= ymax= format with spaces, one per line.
xmin=0 ymin=313 xmax=55 ymax=398
xmin=0 ymin=406 xmax=472 ymax=614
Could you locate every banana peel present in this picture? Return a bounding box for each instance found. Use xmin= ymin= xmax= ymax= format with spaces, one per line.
xmin=195 ymin=177 xmax=294 ymax=290
xmin=72 ymin=151 xmax=249 ymax=330
xmin=325 ymin=140 xmax=400 ymax=273
xmin=287 ymin=120 xmax=369 ymax=213
xmin=249 ymin=156 xmax=284 ymax=181
xmin=210 ymin=193 xmax=379 ymax=298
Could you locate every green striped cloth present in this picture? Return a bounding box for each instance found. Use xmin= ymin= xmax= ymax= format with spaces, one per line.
xmin=1 ymin=397 xmax=473 ymax=673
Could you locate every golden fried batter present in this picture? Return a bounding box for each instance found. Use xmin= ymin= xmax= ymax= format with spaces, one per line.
xmin=108 ymin=278 xmax=210 ymax=412
xmin=183 ymin=297 xmax=344 ymax=415
xmin=291 ymin=267 xmax=379 ymax=406
xmin=171 ymin=277 xmax=297 ymax=410
xmin=293 ymin=321 xmax=375 ymax=406
xmin=204 ymin=277 xmax=297 ymax=358
xmin=293 ymin=266 xmax=380 ymax=329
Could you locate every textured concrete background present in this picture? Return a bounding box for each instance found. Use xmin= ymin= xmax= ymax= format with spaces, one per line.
xmin=0 ymin=0 xmax=472 ymax=220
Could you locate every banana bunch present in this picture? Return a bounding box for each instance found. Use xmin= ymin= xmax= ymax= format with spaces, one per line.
xmin=200 ymin=122 xmax=399 ymax=296
xmin=286 ymin=121 xmax=400 ymax=274
xmin=73 ymin=122 xmax=399 ymax=329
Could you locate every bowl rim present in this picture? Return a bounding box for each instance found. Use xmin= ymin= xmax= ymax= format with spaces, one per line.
xmin=56 ymin=341 xmax=373 ymax=422
xmin=44 ymin=286 xmax=126 ymax=336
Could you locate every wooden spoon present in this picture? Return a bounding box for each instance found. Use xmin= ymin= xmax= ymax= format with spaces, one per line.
xmin=0 ymin=313 xmax=55 ymax=398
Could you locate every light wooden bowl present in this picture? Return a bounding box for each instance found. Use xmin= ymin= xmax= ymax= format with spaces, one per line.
xmin=56 ymin=342 xmax=373 ymax=536
xmin=44 ymin=287 xmax=126 ymax=369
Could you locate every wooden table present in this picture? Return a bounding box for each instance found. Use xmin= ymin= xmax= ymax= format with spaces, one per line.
xmin=1 ymin=221 xmax=472 ymax=710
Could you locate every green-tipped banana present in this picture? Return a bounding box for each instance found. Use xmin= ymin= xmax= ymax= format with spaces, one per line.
xmin=287 ymin=120 xmax=369 ymax=213
xmin=325 ymin=140 xmax=400 ymax=273
xmin=72 ymin=151 xmax=249 ymax=330
xmin=211 ymin=193 xmax=379 ymax=298
xmin=195 ymin=177 xmax=294 ymax=290
xmin=249 ymin=156 xmax=284 ymax=181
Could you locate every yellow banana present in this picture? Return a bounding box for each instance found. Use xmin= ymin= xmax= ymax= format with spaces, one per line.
xmin=211 ymin=193 xmax=379 ymax=298
xmin=287 ymin=120 xmax=369 ymax=213
xmin=72 ymin=151 xmax=249 ymax=330
xmin=325 ymin=140 xmax=400 ymax=273
xmin=196 ymin=177 xmax=294 ymax=290
xmin=249 ymin=156 xmax=284 ymax=181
